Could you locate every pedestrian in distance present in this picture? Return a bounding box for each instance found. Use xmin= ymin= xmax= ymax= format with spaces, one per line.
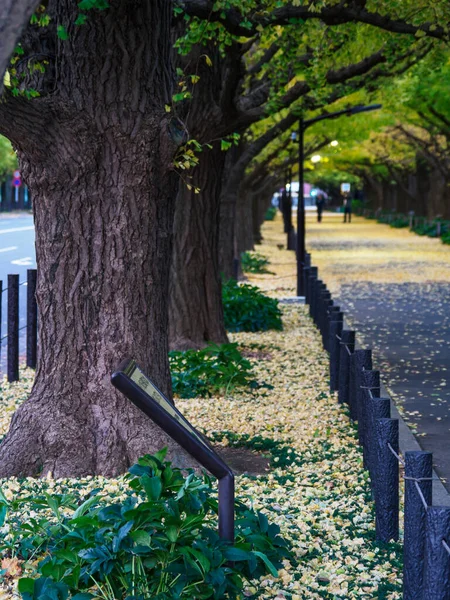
xmin=343 ymin=195 xmax=352 ymax=223
xmin=316 ymin=193 xmax=325 ymax=223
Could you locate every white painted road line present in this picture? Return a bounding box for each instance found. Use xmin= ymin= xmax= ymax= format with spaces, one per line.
xmin=0 ymin=246 xmax=17 ymax=253
xmin=11 ymin=257 xmax=34 ymax=266
xmin=0 ymin=226 xmax=34 ymax=235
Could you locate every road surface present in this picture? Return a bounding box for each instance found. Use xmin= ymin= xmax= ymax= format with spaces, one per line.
xmin=0 ymin=213 xmax=36 ymax=372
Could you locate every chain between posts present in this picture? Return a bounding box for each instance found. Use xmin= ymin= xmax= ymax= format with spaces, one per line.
xmin=336 ymin=334 xmax=352 ymax=355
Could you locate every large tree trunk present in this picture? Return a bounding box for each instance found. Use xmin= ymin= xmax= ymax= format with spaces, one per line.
xmin=0 ymin=0 xmax=183 ymax=478
xmin=168 ymin=43 xmax=242 ymax=349
xmin=169 ymin=144 xmax=228 ymax=349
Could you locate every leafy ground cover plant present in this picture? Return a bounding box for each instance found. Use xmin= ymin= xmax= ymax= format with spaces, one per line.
xmin=169 ymin=343 xmax=258 ymax=398
xmin=389 ymin=217 xmax=409 ymax=228
xmin=0 ymin=450 xmax=291 ymax=600
xmin=241 ymin=252 xmax=271 ymax=274
xmin=222 ymin=279 xmax=283 ymax=333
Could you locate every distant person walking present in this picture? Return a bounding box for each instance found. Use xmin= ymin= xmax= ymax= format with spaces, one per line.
xmin=316 ymin=194 xmax=325 ymax=223
xmin=343 ymin=196 xmax=352 ymax=223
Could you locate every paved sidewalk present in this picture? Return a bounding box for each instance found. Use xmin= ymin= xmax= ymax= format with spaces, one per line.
xmin=306 ymin=214 xmax=450 ymax=492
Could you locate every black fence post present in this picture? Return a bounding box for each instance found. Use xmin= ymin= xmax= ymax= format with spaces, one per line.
xmin=423 ymin=506 xmax=450 ymax=600
xmin=367 ymin=396 xmax=390 ymax=486
xmin=329 ymin=313 xmax=344 ymax=392
xmin=361 ymin=369 xmax=380 ymax=470
xmin=26 ymin=269 xmax=38 ymax=369
xmin=7 ymin=274 xmax=19 ymax=382
xmin=325 ymin=305 xmax=339 ymax=352
xmin=349 ymin=349 xmax=372 ymax=423
xmin=308 ymin=272 xmax=318 ymax=316
xmin=306 ymin=266 xmax=317 ymax=307
xmin=403 ymin=451 xmax=433 ymax=600
xmin=375 ymin=418 xmax=399 ymax=542
xmin=338 ymin=330 xmax=355 ymax=405
xmin=312 ymin=281 xmax=324 ymax=325
xmin=321 ymin=295 xmax=332 ymax=347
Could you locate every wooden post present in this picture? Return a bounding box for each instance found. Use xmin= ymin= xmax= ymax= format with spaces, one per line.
xmin=375 ymin=418 xmax=399 ymax=542
xmin=403 ymin=451 xmax=433 ymax=600
xmin=423 ymin=507 xmax=450 ymax=600
xmin=338 ymin=330 xmax=355 ymax=405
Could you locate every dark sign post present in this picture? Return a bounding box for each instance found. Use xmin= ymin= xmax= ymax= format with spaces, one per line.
xmin=111 ymin=359 xmax=235 ymax=542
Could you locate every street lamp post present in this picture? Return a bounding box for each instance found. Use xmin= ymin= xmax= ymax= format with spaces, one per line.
xmin=293 ymin=103 xmax=382 ymax=296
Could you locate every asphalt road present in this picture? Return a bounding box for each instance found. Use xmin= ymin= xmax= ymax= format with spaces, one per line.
xmin=0 ymin=213 xmax=36 ymax=372
xmin=338 ymin=282 xmax=450 ymax=492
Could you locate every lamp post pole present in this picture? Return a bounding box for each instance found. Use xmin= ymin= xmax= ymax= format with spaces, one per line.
xmin=294 ymin=103 xmax=381 ymax=297
xmin=297 ymin=119 xmax=305 ymax=296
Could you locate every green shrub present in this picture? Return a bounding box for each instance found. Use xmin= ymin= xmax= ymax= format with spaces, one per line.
xmin=1 ymin=451 xmax=291 ymax=600
xmin=240 ymin=252 xmax=270 ymax=274
xmin=222 ymin=279 xmax=283 ymax=333
xmin=390 ymin=217 xmax=409 ymax=228
xmin=264 ymin=206 xmax=277 ymax=221
xmin=442 ymin=231 xmax=450 ymax=245
xmin=169 ymin=343 xmax=258 ymax=398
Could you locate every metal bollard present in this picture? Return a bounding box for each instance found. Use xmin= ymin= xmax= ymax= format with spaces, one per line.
xmin=375 ymin=418 xmax=399 ymax=542
xmin=403 ymin=451 xmax=432 ymax=600
xmin=349 ymin=349 xmax=372 ymax=423
xmin=338 ymin=330 xmax=355 ymax=405
xmin=7 ymin=274 xmax=19 ymax=382
xmin=26 ymin=269 xmax=38 ymax=369
xmin=423 ymin=506 xmax=450 ymax=600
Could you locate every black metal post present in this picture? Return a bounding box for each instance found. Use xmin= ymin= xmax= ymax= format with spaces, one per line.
xmin=423 ymin=506 xmax=450 ymax=599
xmin=219 ymin=474 xmax=235 ymax=542
xmin=375 ymin=418 xmax=399 ymax=542
xmin=7 ymin=274 xmax=19 ymax=382
xmin=27 ymin=269 xmax=38 ymax=369
xmin=338 ymin=330 xmax=355 ymax=405
xmin=404 ymin=451 xmax=432 ymax=600
xmin=297 ymin=119 xmax=305 ymax=296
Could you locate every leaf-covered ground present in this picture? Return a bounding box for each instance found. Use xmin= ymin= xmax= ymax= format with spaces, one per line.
xmin=0 ymin=214 xmax=403 ymax=599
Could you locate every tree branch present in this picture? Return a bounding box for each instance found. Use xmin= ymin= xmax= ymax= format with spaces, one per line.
xmin=179 ymin=0 xmax=449 ymax=41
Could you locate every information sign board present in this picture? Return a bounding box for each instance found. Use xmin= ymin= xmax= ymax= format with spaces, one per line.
xmin=341 ymin=182 xmax=351 ymax=193
xmin=112 ymin=358 xmax=235 ymax=541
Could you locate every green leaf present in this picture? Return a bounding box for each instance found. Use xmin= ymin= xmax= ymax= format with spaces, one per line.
xmin=141 ymin=475 xmax=162 ymax=501
xmin=252 ymin=551 xmax=279 ymax=577
xmin=75 ymin=14 xmax=88 ymax=25
xmin=18 ymin=578 xmax=34 ymax=597
xmin=57 ymin=25 xmax=69 ymax=40
xmin=166 ymin=525 xmax=178 ymax=542
xmin=72 ymin=495 xmax=98 ymax=519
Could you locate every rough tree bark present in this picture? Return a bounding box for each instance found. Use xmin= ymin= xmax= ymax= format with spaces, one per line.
xmin=169 ymin=143 xmax=229 ymax=349
xmin=0 ymin=0 xmax=184 ymax=478
xmin=169 ymin=43 xmax=244 ymax=349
